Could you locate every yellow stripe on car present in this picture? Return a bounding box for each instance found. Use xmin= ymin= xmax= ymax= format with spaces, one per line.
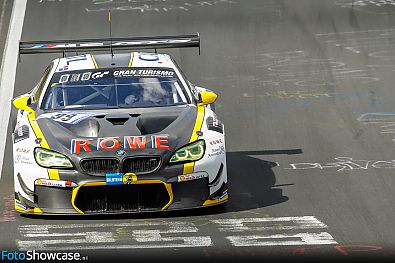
xmin=202 ymin=194 xmax=228 ymax=206
xmin=183 ymin=106 xmax=205 ymax=174
xmin=128 ymin=52 xmax=134 ymax=67
xmin=15 ymin=199 xmax=43 ymax=214
xmin=14 ymin=199 xmax=26 ymax=213
xmin=28 ymin=207 xmax=43 ymax=214
xmin=27 ymin=112 xmax=60 ymax=180
xmin=91 ymin=54 xmax=98 ymax=69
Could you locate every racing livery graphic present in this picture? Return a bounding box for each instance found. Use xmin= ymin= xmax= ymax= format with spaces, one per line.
xmin=12 ymin=34 xmax=228 ymax=215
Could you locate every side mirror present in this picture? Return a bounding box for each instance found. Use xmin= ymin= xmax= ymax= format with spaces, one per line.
xmin=198 ymin=91 xmax=217 ymax=106
xmin=13 ymin=96 xmax=34 ymax=113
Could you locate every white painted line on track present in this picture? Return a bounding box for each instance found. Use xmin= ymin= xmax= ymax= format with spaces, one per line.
xmin=18 ymin=221 xmax=213 ymax=251
xmin=17 ymin=216 xmax=337 ymax=251
xmin=316 ymin=28 xmax=395 ymax=36
xmin=226 ymin=232 xmax=338 ymax=247
xmin=18 ymin=221 xmax=199 ymax=230
xmin=212 ymin=216 xmax=337 ymax=246
xmin=0 ymin=0 xmax=9 ymax=37
xmin=0 ymin=0 xmax=27 ymax=179
xmin=211 ymin=216 xmax=329 ymax=232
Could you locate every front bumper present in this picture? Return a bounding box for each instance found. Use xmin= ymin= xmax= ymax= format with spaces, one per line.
xmin=15 ymin=174 xmax=228 ymax=215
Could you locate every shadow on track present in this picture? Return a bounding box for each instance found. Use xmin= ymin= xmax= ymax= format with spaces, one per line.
xmin=20 ymin=149 xmax=301 ymax=221
xmin=225 ymin=150 xmax=298 ymax=212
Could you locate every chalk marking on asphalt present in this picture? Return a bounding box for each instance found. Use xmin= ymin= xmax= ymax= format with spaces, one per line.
xmin=0 ymin=0 xmax=27 ymax=180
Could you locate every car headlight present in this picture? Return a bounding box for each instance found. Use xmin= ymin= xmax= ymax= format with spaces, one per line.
xmin=169 ymin=140 xmax=205 ymax=164
xmin=34 ymin=148 xmax=73 ymax=169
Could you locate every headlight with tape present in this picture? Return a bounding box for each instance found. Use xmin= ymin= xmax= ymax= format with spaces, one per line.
xmin=34 ymin=148 xmax=73 ymax=169
xmin=169 ymin=140 xmax=205 ymax=164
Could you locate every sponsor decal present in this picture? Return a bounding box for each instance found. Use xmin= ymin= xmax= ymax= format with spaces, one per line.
xmin=57 ymin=55 xmax=88 ymax=72
xmin=218 ymin=189 xmax=228 ymax=200
xmin=70 ymin=74 xmax=80 ymax=82
xmin=106 ymin=173 xmax=136 ymax=185
xmin=15 ymin=148 xmax=30 ymax=154
xmin=150 ymin=135 xmax=170 ymax=150
xmin=178 ymin=172 xmax=208 ymax=182
xmin=15 ymin=200 xmax=27 ymax=211
xmin=54 ymin=68 xmax=177 ymax=84
xmin=58 ymin=65 xmax=69 ymax=72
xmin=123 ymin=174 xmax=134 ymax=184
xmin=71 ymin=139 xmax=92 ymax=154
xmin=37 ymin=111 xmax=105 ymax=125
xmin=97 ymin=137 xmax=121 ymax=151
xmin=71 ymin=135 xmax=169 ymax=154
xmin=106 ymin=173 xmax=123 ymax=185
xmin=15 ymin=155 xmax=34 ymax=165
xmin=208 ymin=146 xmax=225 ymax=158
xmin=59 ymin=74 xmax=70 ymax=83
xmin=206 ymin=190 xmax=228 ymax=205
xmin=58 ymin=71 xmax=108 ymax=83
xmin=81 ymin=72 xmax=92 ymax=81
xmin=113 ymin=68 xmax=174 ymax=78
xmin=14 ymin=125 xmax=29 ymax=143
xmin=92 ymin=71 xmax=110 ymax=79
xmin=207 ymin=116 xmax=223 ymax=133
xmin=35 ymin=179 xmax=76 ymax=188
xmin=139 ymin=54 xmax=159 ymax=61
xmin=208 ymin=138 xmax=223 ymax=146
xmin=30 ymin=39 xmax=191 ymax=50
xmin=208 ymin=138 xmax=223 ymax=145
xmin=123 ymin=136 xmax=147 ymax=150
xmin=65 ymin=55 xmax=88 ymax=63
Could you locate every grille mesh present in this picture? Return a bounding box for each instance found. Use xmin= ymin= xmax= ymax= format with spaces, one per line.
xmin=81 ymin=158 xmax=119 ymax=176
xmin=80 ymin=157 xmax=161 ymax=176
xmin=122 ymin=157 xmax=161 ymax=174
xmin=74 ymin=184 xmax=170 ymax=213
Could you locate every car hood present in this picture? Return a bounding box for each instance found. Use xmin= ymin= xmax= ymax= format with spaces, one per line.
xmin=35 ymin=105 xmax=198 ymax=160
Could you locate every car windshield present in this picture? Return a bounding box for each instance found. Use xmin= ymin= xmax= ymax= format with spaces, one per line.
xmin=42 ymin=68 xmax=189 ymax=110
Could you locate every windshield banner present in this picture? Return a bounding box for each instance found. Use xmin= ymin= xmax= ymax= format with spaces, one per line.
xmin=55 ymin=68 xmax=176 ymax=84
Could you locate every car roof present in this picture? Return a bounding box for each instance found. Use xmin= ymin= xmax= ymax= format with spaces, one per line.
xmin=54 ymin=52 xmax=175 ymax=72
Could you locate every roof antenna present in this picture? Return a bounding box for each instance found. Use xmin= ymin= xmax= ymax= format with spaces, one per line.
xmin=108 ymin=10 xmax=114 ymax=58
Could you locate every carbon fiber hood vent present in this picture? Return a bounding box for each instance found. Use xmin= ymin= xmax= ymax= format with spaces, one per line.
xmin=35 ymin=105 xmax=197 ymax=158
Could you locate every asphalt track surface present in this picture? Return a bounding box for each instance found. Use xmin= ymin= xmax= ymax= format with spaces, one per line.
xmin=3 ymin=0 xmax=395 ymax=262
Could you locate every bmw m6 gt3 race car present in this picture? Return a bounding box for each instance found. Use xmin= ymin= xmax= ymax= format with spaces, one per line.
xmin=12 ymin=35 xmax=228 ymax=215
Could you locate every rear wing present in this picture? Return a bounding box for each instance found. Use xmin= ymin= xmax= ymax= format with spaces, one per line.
xmin=19 ymin=34 xmax=200 ymax=55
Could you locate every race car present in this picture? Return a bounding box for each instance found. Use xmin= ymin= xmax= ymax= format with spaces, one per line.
xmin=12 ymin=35 xmax=228 ymax=215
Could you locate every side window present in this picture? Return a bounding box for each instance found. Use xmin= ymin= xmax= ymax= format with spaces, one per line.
xmin=171 ymin=58 xmax=194 ymax=103
xmin=31 ymin=63 xmax=53 ymax=103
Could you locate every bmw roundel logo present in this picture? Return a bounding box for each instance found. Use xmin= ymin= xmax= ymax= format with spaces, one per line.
xmin=116 ymin=150 xmax=126 ymax=156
